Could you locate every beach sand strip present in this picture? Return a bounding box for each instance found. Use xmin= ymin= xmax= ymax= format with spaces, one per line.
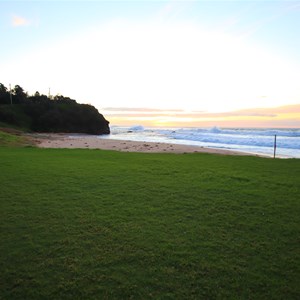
xmin=28 ymin=133 xmax=257 ymax=156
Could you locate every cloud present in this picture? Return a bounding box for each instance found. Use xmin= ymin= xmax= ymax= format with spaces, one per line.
xmin=105 ymin=104 xmax=300 ymax=117
xmin=104 ymin=111 xmax=277 ymax=119
xmin=2 ymin=19 xmax=300 ymax=113
xmin=103 ymin=107 xmax=184 ymax=112
xmin=285 ymin=2 xmax=300 ymax=12
xmin=234 ymin=104 xmax=300 ymax=115
xmin=11 ymin=15 xmax=30 ymax=27
xmin=155 ymin=1 xmax=186 ymax=22
xmin=238 ymin=2 xmax=300 ymax=39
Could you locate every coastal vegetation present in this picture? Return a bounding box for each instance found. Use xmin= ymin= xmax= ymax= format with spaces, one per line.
xmin=0 ymin=83 xmax=110 ymax=134
xmin=1 ymin=145 xmax=299 ymax=299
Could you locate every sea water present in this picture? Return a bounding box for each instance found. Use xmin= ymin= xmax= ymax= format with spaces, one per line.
xmin=100 ymin=126 xmax=300 ymax=158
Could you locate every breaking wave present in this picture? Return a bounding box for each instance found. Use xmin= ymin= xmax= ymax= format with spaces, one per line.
xmin=105 ymin=126 xmax=300 ymax=158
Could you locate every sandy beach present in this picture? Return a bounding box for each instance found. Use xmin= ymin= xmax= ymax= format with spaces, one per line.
xmin=28 ymin=133 xmax=257 ymax=156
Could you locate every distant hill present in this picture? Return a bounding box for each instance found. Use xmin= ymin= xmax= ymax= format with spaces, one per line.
xmin=0 ymin=83 xmax=110 ymax=135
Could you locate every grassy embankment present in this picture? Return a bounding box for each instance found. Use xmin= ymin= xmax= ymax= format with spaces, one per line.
xmin=0 ymin=127 xmax=32 ymax=147
xmin=0 ymin=140 xmax=299 ymax=299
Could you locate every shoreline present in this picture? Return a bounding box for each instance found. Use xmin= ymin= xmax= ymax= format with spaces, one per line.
xmin=28 ymin=133 xmax=267 ymax=157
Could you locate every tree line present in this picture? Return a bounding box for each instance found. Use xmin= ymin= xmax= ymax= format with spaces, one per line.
xmin=0 ymin=83 xmax=110 ymax=134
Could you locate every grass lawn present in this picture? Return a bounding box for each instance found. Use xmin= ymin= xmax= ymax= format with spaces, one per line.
xmin=0 ymin=147 xmax=299 ymax=299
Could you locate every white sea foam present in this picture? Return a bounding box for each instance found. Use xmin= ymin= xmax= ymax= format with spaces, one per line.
xmin=103 ymin=126 xmax=300 ymax=158
xmin=128 ymin=125 xmax=144 ymax=131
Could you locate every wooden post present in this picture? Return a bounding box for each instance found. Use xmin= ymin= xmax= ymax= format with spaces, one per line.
xmin=273 ymin=135 xmax=277 ymax=159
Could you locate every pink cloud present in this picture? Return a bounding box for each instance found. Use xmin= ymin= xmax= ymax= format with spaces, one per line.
xmin=12 ymin=15 xmax=30 ymax=27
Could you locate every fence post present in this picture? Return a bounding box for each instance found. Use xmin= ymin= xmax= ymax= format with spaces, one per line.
xmin=273 ymin=135 xmax=277 ymax=159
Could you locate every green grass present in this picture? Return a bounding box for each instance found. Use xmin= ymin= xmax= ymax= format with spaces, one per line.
xmin=0 ymin=147 xmax=299 ymax=299
xmin=0 ymin=130 xmax=31 ymax=147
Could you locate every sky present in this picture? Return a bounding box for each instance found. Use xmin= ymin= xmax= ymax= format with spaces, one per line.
xmin=0 ymin=0 xmax=300 ymax=128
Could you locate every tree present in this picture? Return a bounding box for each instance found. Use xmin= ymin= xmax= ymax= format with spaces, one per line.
xmin=0 ymin=83 xmax=10 ymax=104
xmin=12 ymin=85 xmax=27 ymax=103
xmin=0 ymin=82 xmax=110 ymax=134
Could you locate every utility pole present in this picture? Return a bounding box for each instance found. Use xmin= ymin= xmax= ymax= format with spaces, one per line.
xmin=9 ymin=84 xmax=12 ymax=105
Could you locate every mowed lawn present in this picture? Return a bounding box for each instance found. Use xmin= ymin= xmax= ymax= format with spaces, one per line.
xmin=0 ymin=147 xmax=299 ymax=299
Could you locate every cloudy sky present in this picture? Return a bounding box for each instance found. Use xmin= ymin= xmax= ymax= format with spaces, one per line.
xmin=1 ymin=0 xmax=300 ymax=127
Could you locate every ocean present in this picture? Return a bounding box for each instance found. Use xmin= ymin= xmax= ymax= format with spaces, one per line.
xmin=100 ymin=126 xmax=300 ymax=158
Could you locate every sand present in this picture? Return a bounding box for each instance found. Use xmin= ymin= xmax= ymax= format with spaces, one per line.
xmin=27 ymin=133 xmax=257 ymax=156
